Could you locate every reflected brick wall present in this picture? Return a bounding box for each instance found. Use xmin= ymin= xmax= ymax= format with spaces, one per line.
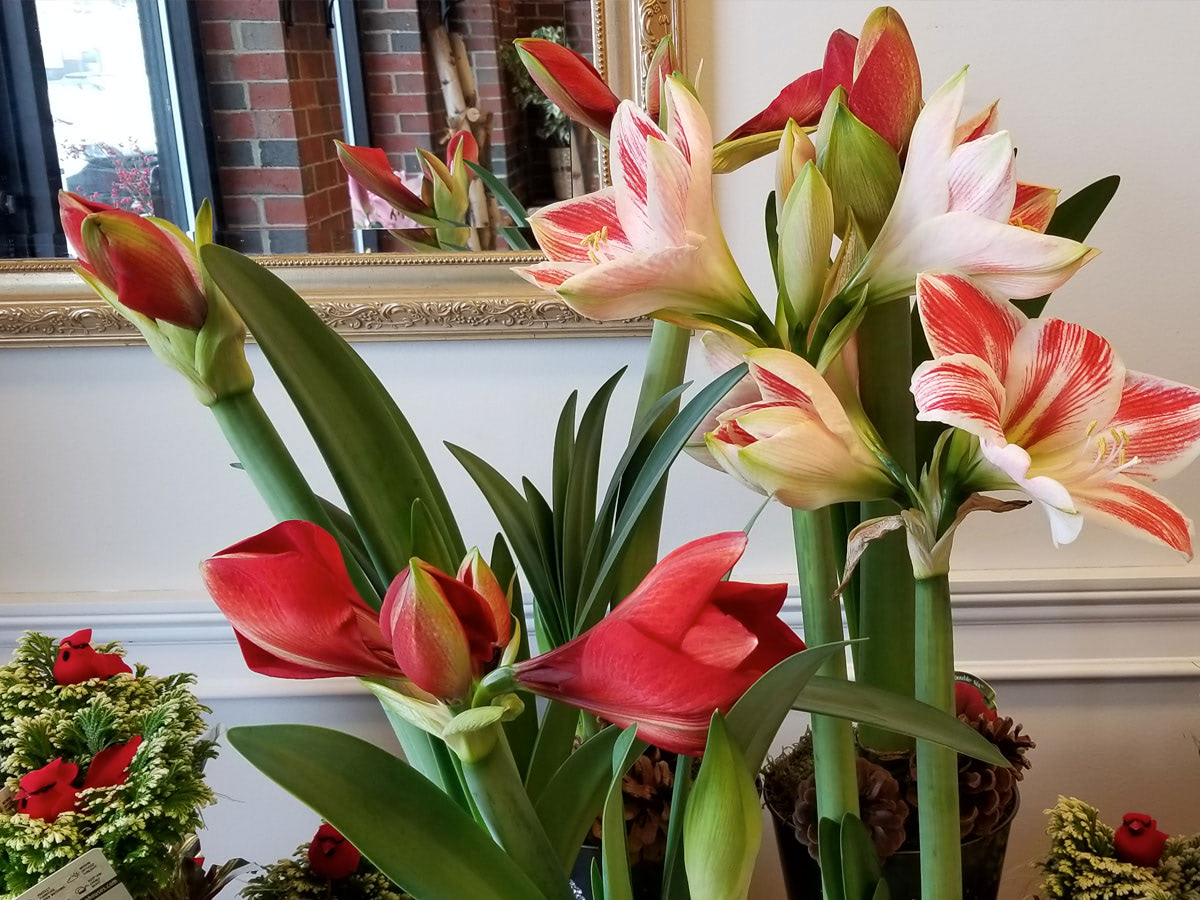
xmin=196 ymin=0 xmax=352 ymax=253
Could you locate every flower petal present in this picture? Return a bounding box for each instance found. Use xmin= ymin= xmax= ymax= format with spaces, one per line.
xmin=202 ymin=520 xmax=401 ymax=680
xmin=527 ymin=188 xmax=629 ymax=263
xmin=552 ymin=244 xmax=712 ymax=320
xmin=1003 ymin=318 xmax=1124 ymax=454
xmin=954 ymin=100 xmax=1000 ymax=146
xmin=879 ymin=210 xmax=1098 ymax=302
xmin=1109 ymin=370 xmax=1200 ymax=480
xmin=1074 ymin=476 xmax=1194 ymax=558
xmin=912 ymin=354 xmax=1007 ymax=443
xmin=644 ymin=137 xmax=692 ymax=246
xmin=687 ymin=331 xmax=761 ymax=466
xmin=335 ymin=141 xmax=427 ymax=215
xmin=1010 ymin=182 xmax=1059 ymax=233
xmin=847 ymin=6 xmax=922 ymax=152
xmin=916 ymin=273 xmax=1025 ymax=379
xmin=976 ymin=441 xmax=1082 ymax=545
xmin=514 ymin=260 xmax=592 ymax=291
xmin=947 ymin=131 xmax=1017 ymax=222
xmin=610 ymin=100 xmax=671 ymax=245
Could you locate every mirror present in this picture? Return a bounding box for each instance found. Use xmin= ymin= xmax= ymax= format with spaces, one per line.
xmin=0 ymin=0 xmax=679 ymax=345
xmin=1 ymin=0 xmax=611 ymax=258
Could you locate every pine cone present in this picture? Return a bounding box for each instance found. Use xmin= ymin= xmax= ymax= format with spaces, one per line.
xmin=792 ymin=756 xmax=909 ymax=861
xmin=908 ymin=714 xmax=1035 ymax=840
xmin=590 ymin=746 xmax=676 ymax=865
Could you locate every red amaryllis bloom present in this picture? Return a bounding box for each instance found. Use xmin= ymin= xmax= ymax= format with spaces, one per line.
xmin=514 ymin=533 xmax=805 ymax=755
xmin=16 ymin=758 xmax=79 ymax=822
xmin=513 ymin=38 xmax=620 ymax=137
xmin=54 ymin=629 xmax=132 ymax=685
xmin=307 ymin=823 xmax=361 ymax=879
xmin=380 ymin=552 xmax=511 ymax=700
xmin=201 ymin=520 xmax=403 ymax=680
xmin=1114 ymin=813 xmax=1168 ymax=868
xmin=82 ymin=735 xmax=143 ymax=790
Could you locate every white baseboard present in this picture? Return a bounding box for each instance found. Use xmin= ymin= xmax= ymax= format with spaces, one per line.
xmin=1 ymin=565 xmax=1197 ymax=699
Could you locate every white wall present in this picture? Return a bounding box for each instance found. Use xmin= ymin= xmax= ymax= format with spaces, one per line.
xmin=1 ymin=0 xmax=1199 ymax=896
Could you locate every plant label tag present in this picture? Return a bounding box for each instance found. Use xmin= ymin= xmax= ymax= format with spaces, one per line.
xmin=15 ymin=848 xmax=133 ymax=900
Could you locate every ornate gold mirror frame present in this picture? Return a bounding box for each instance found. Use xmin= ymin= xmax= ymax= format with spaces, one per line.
xmin=0 ymin=0 xmax=683 ymax=348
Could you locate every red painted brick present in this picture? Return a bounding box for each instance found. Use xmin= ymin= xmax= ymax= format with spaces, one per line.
xmin=251 ymin=110 xmax=298 ymax=138
xmin=264 ymin=196 xmax=308 ymax=224
xmin=221 ymin=168 xmax=304 ymax=195
xmin=234 ymin=53 xmax=289 ymax=82
xmin=212 ymin=111 xmax=256 ymax=140
xmin=399 ymin=113 xmax=432 ymax=132
xmin=371 ymin=53 xmax=424 ymax=73
xmin=199 ymin=0 xmax=277 ymax=21
xmin=371 ymin=115 xmax=400 ymax=136
xmin=248 ymin=82 xmax=293 ymax=109
xmin=199 ymin=21 xmax=234 ymax=52
xmin=222 ymin=195 xmax=263 ymax=227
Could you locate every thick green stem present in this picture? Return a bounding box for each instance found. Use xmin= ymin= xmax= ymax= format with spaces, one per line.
xmin=914 ymin=574 xmax=962 ymax=900
xmin=460 ymin=726 xmax=574 ymax=900
xmin=792 ymin=508 xmax=859 ymax=860
xmin=210 ymin=389 xmax=379 ymax=605
xmin=856 ymin=299 xmax=917 ymax=753
xmin=612 ymin=320 xmax=691 ymax=599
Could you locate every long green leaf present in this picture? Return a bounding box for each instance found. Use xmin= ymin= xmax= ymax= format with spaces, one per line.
xmin=725 ymin=643 xmax=849 ymax=771
xmin=797 ymin=675 xmax=1009 ymax=766
xmin=228 ymin=725 xmax=545 ymax=900
xmin=659 ymin=754 xmax=693 ymax=900
xmin=561 ymin=371 xmax=624 ymax=620
xmin=818 ymin=818 xmax=846 ymax=900
xmin=551 ymin=392 xmax=579 ymax=582
xmin=576 ymin=366 xmax=747 ymax=632
xmin=492 ymin=534 xmax=538 ymax=778
xmin=523 ymin=476 xmax=563 ymax=623
xmin=1024 ymin=174 xmax=1119 ymax=318
xmin=201 ymin=245 xmax=460 ymax=587
xmin=840 ymin=813 xmax=884 ymax=900
xmin=448 ymin=444 xmax=567 ymax=647
xmin=411 ymin=498 xmax=455 ymax=574
xmin=525 ymin=699 xmax=581 ymax=803
xmin=316 ymin=495 xmax=386 ymax=595
xmin=467 ymin=160 xmax=530 ymax=228
xmin=576 ymin=383 xmax=690 ymax=621
xmin=601 ymin=728 xmax=646 ymax=900
xmin=534 ymin=726 xmax=621 ymax=873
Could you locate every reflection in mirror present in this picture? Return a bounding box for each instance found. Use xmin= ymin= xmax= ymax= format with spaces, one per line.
xmin=0 ymin=0 xmax=603 ymax=260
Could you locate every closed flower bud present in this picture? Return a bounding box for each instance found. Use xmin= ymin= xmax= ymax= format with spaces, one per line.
xmin=514 ymin=37 xmax=620 ymax=138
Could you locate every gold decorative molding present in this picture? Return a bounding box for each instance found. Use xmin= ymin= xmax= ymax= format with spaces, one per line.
xmin=0 ymin=0 xmax=674 ymax=348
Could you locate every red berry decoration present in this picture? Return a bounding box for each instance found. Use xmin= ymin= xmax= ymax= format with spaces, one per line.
xmin=54 ymin=629 xmax=133 ymax=685
xmin=16 ymin=758 xmax=80 ymax=822
xmin=955 ymin=681 xmax=997 ymax=722
xmin=1114 ymin=812 xmax=1168 ymax=868
xmin=307 ymin=823 xmax=361 ymax=879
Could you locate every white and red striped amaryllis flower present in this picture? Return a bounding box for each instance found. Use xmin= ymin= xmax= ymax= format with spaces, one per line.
xmin=852 ymin=69 xmax=1097 ymax=305
xmin=911 ymin=273 xmax=1200 ymax=556
xmin=706 ymin=349 xmax=895 ymax=509
xmin=515 ymin=77 xmax=760 ymax=329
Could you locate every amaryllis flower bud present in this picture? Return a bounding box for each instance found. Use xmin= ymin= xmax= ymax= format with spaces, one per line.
xmin=54 ymin=629 xmax=133 ymax=685
xmin=58 ymin=191 xmax=117 ymax=267
xmin=513 ymin=37 xmax=620 ymax=137
xmin=1114 ymin=813 xmax=1168 ymax=868
xmin=335 ymin=141 xmax=432 ymax=217
xmin=381 ymin=558 xmax=507 ymax=700
xmin=644 ymin=35 xmax=677 ymax=121
xmin=16 ymin=758 xmax=80 ymax=822
xmin=307 ymin=823 xmax=361 ymax=879
xmin=82 ymin=735 xmax=143 ymax=790
xmin=77 ymin=210 xmax=208 ymax=329
xmin=515 ymin=533 xmax=805 ymax=755
xmin=446 ymin=129 xmax=479 ymax=172
xmin=456 ymin=548 xmax=512 ymax=648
